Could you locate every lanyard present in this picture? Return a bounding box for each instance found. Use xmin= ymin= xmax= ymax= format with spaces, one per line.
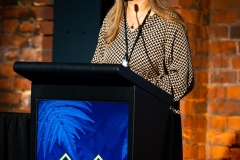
xmin=122 ymin=9 xmax=151 ymax=67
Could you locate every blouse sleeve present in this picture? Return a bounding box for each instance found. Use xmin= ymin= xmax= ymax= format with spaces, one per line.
xmin=149 ymin=22 xmax=194 ymax=101
xmin=91 ymin=17 xmax=108 ymax=63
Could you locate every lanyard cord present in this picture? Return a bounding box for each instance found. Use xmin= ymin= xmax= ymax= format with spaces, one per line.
xmin=128 ymin=9 xmax=151 ymax=63
xmin=123 ymin=9 xmax=151 ymax=66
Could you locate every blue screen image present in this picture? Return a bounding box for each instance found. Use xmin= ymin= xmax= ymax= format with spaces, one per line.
xmin=37 ymin=100 xmax=129 ymax=160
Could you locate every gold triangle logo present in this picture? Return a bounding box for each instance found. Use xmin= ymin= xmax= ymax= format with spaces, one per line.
xmin=94 ymin=154 xmax=103 ymax=160
xmin=60 ymin=153 xmax=71 ymax=160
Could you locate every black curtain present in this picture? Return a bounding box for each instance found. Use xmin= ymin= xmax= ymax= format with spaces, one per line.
xmin=0 ymin=113 xmax=31 ymax=160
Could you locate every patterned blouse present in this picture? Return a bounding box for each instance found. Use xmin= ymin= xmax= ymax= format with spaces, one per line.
xmin=92 ymin=13 xmax=194 ymax=102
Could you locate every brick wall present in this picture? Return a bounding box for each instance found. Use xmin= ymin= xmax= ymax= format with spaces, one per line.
xmin=0 ymin=0 xmax=53 ymax=112
xmin=167 ymin=0 xmax=240 ymax=159
xmin=0 ymin=0 xmax=240 ymax=159
xmin=208 ymin=0 xmax=240 ymax=159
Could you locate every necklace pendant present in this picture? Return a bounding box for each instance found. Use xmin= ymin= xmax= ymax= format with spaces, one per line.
xmin=130 ymin=26 xmax=134 ymax=29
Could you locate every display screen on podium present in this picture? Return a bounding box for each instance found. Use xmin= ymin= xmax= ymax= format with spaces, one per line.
xmin=37 ymin=100 xmax=129 ymax=160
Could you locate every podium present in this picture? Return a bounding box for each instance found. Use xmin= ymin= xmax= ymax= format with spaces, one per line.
xmin=13 ymin=62 xmax=173 ymax=160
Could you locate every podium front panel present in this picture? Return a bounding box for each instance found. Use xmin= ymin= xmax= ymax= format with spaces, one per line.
xmin=37 ymin=99 xmax=129 ymax=160
xmin=31 ymin=84 xmax=135 ymax=160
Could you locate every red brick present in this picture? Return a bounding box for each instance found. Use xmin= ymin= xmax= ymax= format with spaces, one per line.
xmin=210 ymin=0 xmax=233 ymax=9
xmin=182 ymin=130 xmax=206 ymax=145
xmin=187 ymin=24 xmax=208 ymax=39
xmin=3 ymin=19 xmax=19 ymax=33
xmin=210 ymin=71 xmax=237 ymax=84
xmin=230 ymin=26 xmax=240 ymax=39
xmin=183 ymin=145 xmax=206 ymax=159
xmin=42 ymin=36 xmax=52 ymax=50
xmin=178 ymin=9 xmax=202 ymax=24
xmin=236 ymin=131 xmax=240 ymax=145
xmin=0 ymin=63 xmax=17 ymax=77
xmin=209 ymin=100 xmax=240 ymax=115
xmin=211 ymin=146 xmax=230 ymax=159
xmin=232 ymin=56 xmax=240 ymax=69
xmin=182 ymin=130 xmax=191 ymax=145
xmin=0 ymin=6 xmax=29 ymax=19
xmin=200 ymin=0 xmax=210 ymax=9
xmin=197 ymin=40 xmax=209 ymax=54
xmin=228 ymin=116 xmax=240 ymax=130
xmin=19 ymin=21 xmax=36 ymax=33
xmin=210 ymin=116 xmax=227 ymax=129
xmin=233 ymin=0 xmax=240 ymax=8
xmin=192 ymin=55 xmax=209 ymax=68
xmin=13 ymin=77 xmax=31 ymax=90
xmin=182 ymin=115 xmax=207 ymax=130
xmin=31 ymin=6 xmax=53 ymax=20
xmin=209 ymin=41 xmax=237 ymax=55
xmin=185 ymin=85 xmax=208 ymax=99
xmin=207 ymin=86 xmax=225 ymax=99
xmin=230 ymin=148 xmax=240 ymax=160
xmin=0 ymin=78 xmax=12 ymax=90
xmin=209 ymin=26 xmax=228 ymax=39
xmin=0 ymin=35 xmax=28 ymax=48
xmin=32 ymin=36 xmax=43 ymax=48
xmin=194 ymin=70 xmax=208 ymax=83
xmin=210 ymin=56 xmax=230 ymax=68
xmin=3 ymin=48 xmax=19 ymax=61
xmin=38 ymin=21 xmax=53 ymax=35
xmin=181 ymin=100 xmax=207 ymax=114
xmin=183 ymin=145 xmax=196 ymax=159
xmin=0 ymin=92 xmax=21 ymax=105
xmin=42 ymin=50 xmax=52 ymax=62
xmin=20 ymin=48 xmax=38 ymax=61
xmin=211 ymin=11 xmax=239 ymax=24
xmin=227 ymin=86 xmax=240 ymax=99
xmin=179 ymin=0 xmax=205 ymax=9
xmin=208 ymin=130 xmax=236 ymax=146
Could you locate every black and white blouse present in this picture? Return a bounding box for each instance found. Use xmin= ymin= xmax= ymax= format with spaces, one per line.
xmin=92 ymin=13 xmax=194 ymax=102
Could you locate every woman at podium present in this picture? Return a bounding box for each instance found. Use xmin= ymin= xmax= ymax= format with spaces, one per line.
xmin=92 ymin=0 xmax=194 ymax=159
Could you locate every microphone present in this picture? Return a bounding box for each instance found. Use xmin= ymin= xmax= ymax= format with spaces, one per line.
xmin=134 ymin=4 xmax=139 ymax=12
xmin=134 ymin=4 xmax=140 ymax=26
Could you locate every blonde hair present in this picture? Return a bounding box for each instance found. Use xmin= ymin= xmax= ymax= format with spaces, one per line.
xmin=105 ymin=0 xmax=186 ymax=43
